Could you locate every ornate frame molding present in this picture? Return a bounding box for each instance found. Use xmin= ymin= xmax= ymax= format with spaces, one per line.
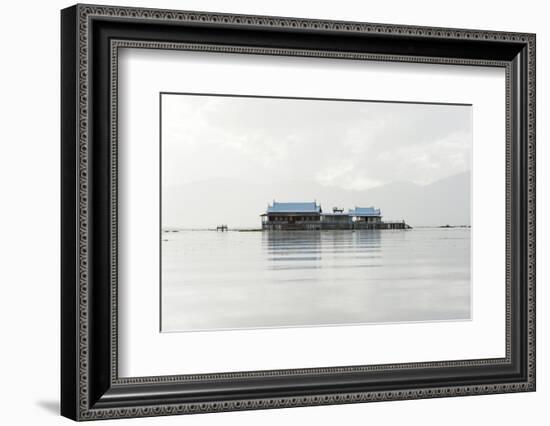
xmin=61 ymin=4 xmax=535 ymax=421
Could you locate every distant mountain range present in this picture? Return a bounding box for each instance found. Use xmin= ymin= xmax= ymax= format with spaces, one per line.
xmin=162 ymin=171 xmax=471 ymax=229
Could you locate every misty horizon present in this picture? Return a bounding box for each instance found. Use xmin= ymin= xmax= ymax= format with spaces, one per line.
xmin=161 ymin=93 xmax=472 ymax=229
xmin=162 ymin=170 xmax=471 ymax=229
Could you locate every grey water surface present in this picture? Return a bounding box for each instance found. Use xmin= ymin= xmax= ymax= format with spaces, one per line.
xmin=161 ymin=228 xmax=471 ymax=332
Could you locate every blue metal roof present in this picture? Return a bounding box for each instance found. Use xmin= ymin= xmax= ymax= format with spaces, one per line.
xmin=348 ymin=207 xmax=381 ymax=217
xmin=266 ymin=201 xmax=321 ymax=214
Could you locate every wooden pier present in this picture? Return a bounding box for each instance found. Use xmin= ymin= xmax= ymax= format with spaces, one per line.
xmin=216 ymin=225 xmax=228 ymax=232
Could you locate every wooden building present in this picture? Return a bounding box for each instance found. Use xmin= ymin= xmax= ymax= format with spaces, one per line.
xmin=261 ymin=201 xmax=322 ymax=230
xmin=320 ymin=207 xmax=353 ymax=230
xmin=261 ymin=201 xmax=410 ymax=231
xmin=349 ymin=206 xmax=381 ymax=229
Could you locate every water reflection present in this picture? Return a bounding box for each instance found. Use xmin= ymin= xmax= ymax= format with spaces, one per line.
xmin=264 ymin=231 xmax=384 ymax=270
xmin=161 ymin=228 xmax=471 ymax=332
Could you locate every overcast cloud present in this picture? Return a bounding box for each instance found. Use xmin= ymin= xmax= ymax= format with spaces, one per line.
xmin=161 ymin=94 xmax=471 ymax=228
xmin=162 ymin=94 xmax=471 ymax=191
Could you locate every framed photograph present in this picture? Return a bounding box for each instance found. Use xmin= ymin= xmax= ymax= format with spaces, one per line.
xmin=61 ymin=4 xmax=536 ymax=421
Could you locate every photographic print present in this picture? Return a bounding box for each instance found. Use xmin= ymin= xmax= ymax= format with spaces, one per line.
xmin=61 ymin=7 xmax=536 ymax=418
xmin=160 ymin=93 xmax=472 ymax=332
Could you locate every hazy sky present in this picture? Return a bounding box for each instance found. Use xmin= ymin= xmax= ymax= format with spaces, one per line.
xmin=161 ymin=93 xmax=472 ymax=228
xmin=162 ymin=93 xmax=472 ymax=191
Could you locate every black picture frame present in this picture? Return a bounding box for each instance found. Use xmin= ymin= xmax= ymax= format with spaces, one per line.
xmin=61 ymin=4 xmax=536 ymax=421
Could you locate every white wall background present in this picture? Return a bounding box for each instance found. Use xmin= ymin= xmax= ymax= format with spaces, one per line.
xmin=0 ymin=0 xmax=546 ymax=424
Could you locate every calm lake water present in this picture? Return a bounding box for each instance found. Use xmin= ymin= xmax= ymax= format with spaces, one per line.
xmin=161 ymin=228 xmax=471 ymax=332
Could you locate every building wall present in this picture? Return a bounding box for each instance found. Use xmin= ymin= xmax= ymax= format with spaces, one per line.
xmin=263 ymin=213 xmax=407 ymax=230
